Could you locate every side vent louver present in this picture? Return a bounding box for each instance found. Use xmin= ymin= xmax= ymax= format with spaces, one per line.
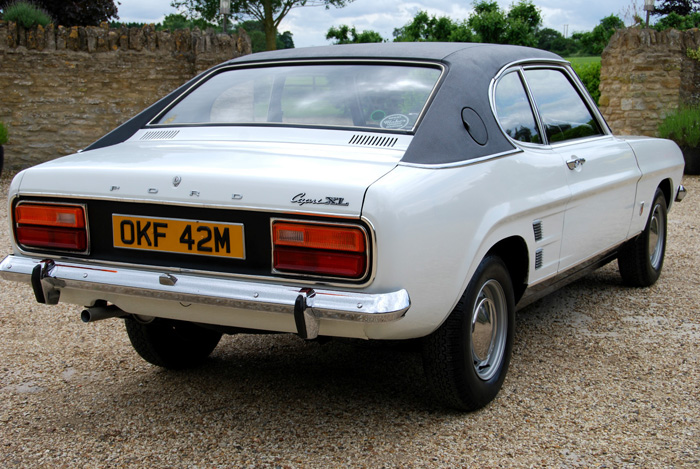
xmin=140 ymin=130 xmax=180 ymax=140
xmin=535 ymin=248 xmax=543 ymax=270
xmin=349 ymin=134 xmax=398 ymax=148
xmin=532 ymin=220 xmax=543 ymax=242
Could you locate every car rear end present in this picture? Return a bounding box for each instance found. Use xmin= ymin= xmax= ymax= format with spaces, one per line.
xmin=1 ymin=127 xmax=416 ymax=339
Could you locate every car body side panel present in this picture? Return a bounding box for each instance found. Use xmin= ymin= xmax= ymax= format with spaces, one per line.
xmin=555 ymin=137 xmax=641 ymax=271
xmin=361 ymin=150 xmax=571 ymax=339
xmin=620 ymin=136 xmax=685 ymax=235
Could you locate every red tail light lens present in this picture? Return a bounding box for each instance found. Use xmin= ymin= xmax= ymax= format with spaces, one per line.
xmin=14 ymin=203 xmax=88 ymax=252
xmin=272 ymin=221 xmax=368 ymax=279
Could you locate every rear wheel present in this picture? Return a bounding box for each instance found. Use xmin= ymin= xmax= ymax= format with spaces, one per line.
xmin=124 ymin=317 xmax=222 ymax=369
xmin=618 ymin=188 xmax=667 ymax=287
xmin=422 ymin=255 xmax=515 ymax=411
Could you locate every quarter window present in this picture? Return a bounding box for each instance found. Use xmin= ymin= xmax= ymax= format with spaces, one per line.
xmin=524 ymin=69 xmax=602 ymax=143
xmin=494 ymin=71 xmax=542 ymax=144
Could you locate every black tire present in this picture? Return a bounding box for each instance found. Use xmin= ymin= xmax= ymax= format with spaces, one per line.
xmin=618 ymin=188 xmax=667 ymax=287
xmin=422 ymin=255 xmax=515 ymax=411
xmin=124 ymin=317 xmax=222 ymax=369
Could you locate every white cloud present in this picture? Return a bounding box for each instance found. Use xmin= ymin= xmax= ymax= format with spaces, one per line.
xmin=117 ymin=0 xmax=175 ymax=24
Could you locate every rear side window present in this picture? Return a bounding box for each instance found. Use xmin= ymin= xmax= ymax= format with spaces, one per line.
xmin=524 ymin=69 xmax=602 ymax=143
xmin=494 ymin=71 xmax=542 ymax=144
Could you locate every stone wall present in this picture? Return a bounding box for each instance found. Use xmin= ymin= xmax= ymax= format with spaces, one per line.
xmin=599 ymin=28 xmax=700 ymax=137
xmin=0 ymin=22 xmax=251 ymax=171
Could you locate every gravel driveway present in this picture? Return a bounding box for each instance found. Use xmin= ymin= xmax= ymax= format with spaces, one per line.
xmin=1 ymin=174 xmax=698 ymax=467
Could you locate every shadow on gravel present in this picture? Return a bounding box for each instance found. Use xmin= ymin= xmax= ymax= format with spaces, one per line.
xmin=43 ymin=336 xmax=453 ymax=449
xmin=27 ymin=266 xmax=641 ymax=456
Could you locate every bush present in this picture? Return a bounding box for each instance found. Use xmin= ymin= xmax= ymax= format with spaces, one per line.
xmin=572 ymin=61 xmax=601 ymax=105
xmin=0 ymin=0 xmax=117 ymax=26
xmin=0 ymin=122 xmax=7 ymax=145
xmin=658 ymin=106 xmax=700 ymax=148
xmin=653 ymin=12 xmax=700 ymax=31
xmin=688 ymin=46 xmax=700 ymax=61
xmin=2 ymin=1 xmax=52 ymax=28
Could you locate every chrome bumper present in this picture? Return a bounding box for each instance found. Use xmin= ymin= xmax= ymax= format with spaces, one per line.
xmin=0 ymin=255 xmax=410 ymax=339
xmin=676 ymin=184 xmax=687 ymax=202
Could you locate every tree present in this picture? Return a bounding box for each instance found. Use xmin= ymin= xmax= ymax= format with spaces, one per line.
xmin=237 ymin=20 xmax=294 ymax=52
xmin=576 ymin=14 xmax=624 ymax=55
xmin=278 ymin=30 xmax=294 ymax=48
xmin=536 ymin=27 xmax=574 ymax=55
xmin=653 ymin=11 xmax=700 ymax=29
xmin=653 ymin=0 xmax=700 ymax=16
xmin=467 ymin=0 xmax=541 ymax=46
xmin=393 ymin=10 xmax=472 ymax=42
xmin=467 ymin=0 xmax=542 ymax=47
xmin=468 ymin=1 xmax=507 ymax=43
xmin=172 ymin=0 xmax=352 ymax=51
xmin=327 ymin=25 xmax=384 ymax=44
xmin=503 ymin=0 xmax=541 ymax=46
xmin=160 ymin=13 xmax=217 ymax=30
xmin=0 ymin=0 xmax=118 ymax=26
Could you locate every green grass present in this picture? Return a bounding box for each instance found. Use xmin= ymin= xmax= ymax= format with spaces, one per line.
xmin=658 ymin=106 xmax=700 ymax=148
xmin=566 ymin=56 xmax=602 ymax=66
xmin=0 ymin=122 xmax=7 ymax=146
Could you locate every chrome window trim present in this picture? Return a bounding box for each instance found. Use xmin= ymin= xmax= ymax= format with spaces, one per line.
xmin=13 ymin=199 xmax=91 ymax=256
xmin=397 ymin=149 xmax=523 ymax=169
xmin=491 ymin=66 xmax=547 ymax=147
xmin=489 ymin=60 xmax=612 ymax=152
xmin=520 ymin=64 xmax=612 ymax=137
xmin=146 ymin=59 xmax=447 ymax=134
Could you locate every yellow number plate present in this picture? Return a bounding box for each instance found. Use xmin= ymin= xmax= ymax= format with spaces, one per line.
xmin=112 ymin=215 xmax=245 ymax=259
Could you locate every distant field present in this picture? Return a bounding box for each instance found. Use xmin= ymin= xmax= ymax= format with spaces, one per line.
xmin=566 ymin=56 xmax=602 ymax=66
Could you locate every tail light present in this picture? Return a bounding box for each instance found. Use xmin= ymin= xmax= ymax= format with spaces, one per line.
xmin=272 ymin=221 xmax=368 ymax=279
xmin=14 ymin=203 xmax=88 ymax=252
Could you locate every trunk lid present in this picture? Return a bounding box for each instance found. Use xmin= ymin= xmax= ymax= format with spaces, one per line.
xmin=16 ymin=128 xmax=408 ymax=217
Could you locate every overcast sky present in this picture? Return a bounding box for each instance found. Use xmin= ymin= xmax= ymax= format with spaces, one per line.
xmin=117 ymin=0 xmax=643 ymax=48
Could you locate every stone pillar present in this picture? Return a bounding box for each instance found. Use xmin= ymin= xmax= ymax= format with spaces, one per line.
xmin=599 ymin=28 xmax=700 ymax=137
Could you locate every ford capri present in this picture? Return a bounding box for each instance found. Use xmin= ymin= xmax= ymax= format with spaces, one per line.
xmin=0 ymin=43 xmax=686 ymax=410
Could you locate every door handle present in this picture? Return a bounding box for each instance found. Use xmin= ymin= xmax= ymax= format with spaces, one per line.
xmin=566 ymin=156 xmax=586 ymax=170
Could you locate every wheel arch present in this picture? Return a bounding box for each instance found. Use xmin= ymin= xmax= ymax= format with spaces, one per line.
xmin=658 ymin=178 xmax=673 ymax=209
xmin=485 ymin=236 xmax=529 ymax=305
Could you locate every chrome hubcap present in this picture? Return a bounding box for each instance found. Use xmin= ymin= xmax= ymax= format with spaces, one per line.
xmin=471 ymin=279 xmax=507 ymax=381
xmin=648 ymin=203 xmax=665 ymax=270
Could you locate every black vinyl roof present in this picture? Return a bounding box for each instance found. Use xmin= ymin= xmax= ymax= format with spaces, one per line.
xmin=86 ymin=43 xmax=566 ymax=165
xmin=227 ymin=42 xmax=558 ymax=65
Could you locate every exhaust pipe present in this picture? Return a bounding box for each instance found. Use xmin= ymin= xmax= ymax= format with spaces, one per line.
xmin=81 ymin=304 xmax=126 ymax=323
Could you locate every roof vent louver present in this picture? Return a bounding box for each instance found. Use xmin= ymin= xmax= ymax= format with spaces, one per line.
xmin=349 ymin=134 xmax=398 ymax=148
xmin=140 ymin=130 xmax=180 ymax=141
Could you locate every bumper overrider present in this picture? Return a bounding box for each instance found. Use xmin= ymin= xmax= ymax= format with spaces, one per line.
xmin=0 ymin=255 xmax=410 ymax=340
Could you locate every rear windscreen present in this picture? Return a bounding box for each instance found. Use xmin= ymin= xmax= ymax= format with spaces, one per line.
xmin=152 ymin=63 xmax=442 ymax=132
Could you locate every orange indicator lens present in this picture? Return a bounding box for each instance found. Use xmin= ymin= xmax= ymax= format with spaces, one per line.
xmin=16 ymin=204 xmax=85 ymax=228
xmin=273 ymin=222 xmax=365 ymax=252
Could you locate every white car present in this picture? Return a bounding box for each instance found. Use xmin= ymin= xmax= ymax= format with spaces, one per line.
xmin=0 ymin=43 xmax=686 ymax=410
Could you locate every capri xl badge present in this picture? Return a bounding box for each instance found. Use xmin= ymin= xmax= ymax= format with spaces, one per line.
xmin=291 ymin=193 xmax=349 ymax=206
